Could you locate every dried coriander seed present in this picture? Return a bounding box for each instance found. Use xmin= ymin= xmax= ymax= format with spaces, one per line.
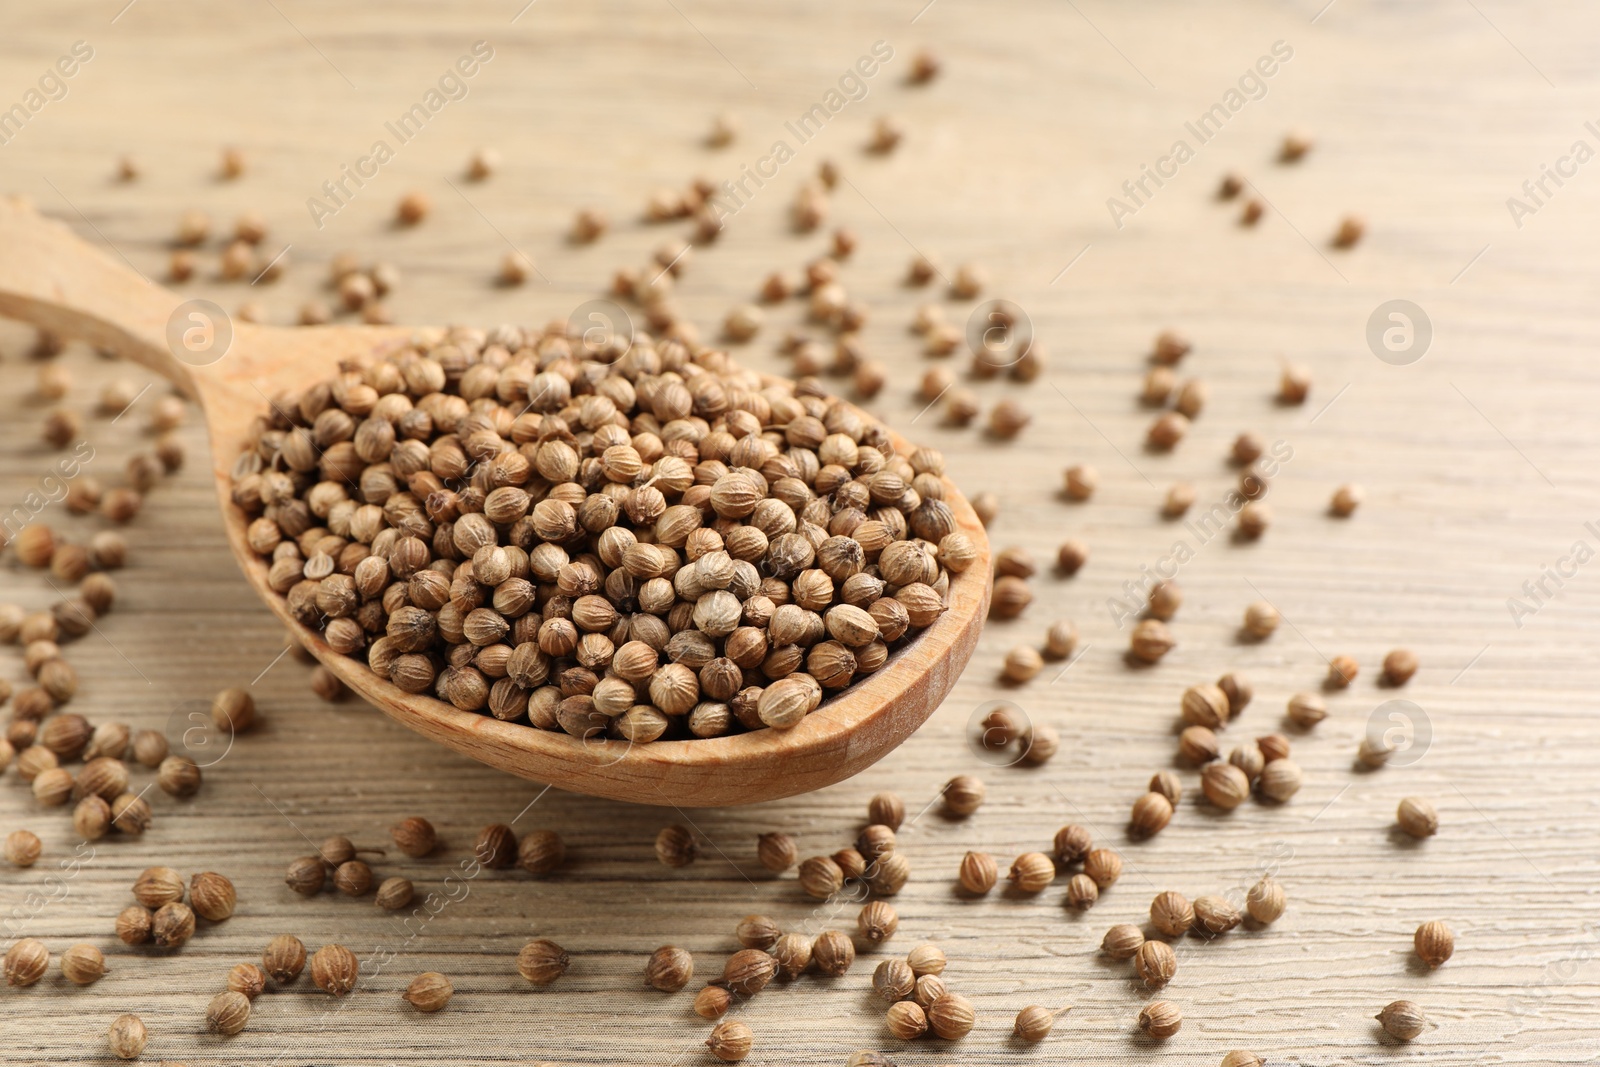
xmin=375 ymin=877 xmax=414 ymax=911
xmin=736 ymin=914 xmax=782 ymax=951
xmin=1376 ymin=1000 xmax=1427 ymax=1041
xmin=1179 ymin=725 xmax=1219 ymax=765
xmin=1101 ymin=923 xmax=1145 ymax=960
xmin=1222 ymin=1052 xmax=1264 ymax=1067
xmin=60 ymin=943 xmax=108 ymax=985
xmin=1054 ymin=824 xmax=1093 ymax=865
xmin=1129 ymin=619 xmax=1175 ymax=663
xmin=656 ymin=825 xmax=698 ymax=867
xmin=1398 ymin=797 xmax=1439 ymax=839
xmin=1202 ymin=762 xmax=1251 ymax=809
xmin=207 ymin=989 xmax=252 ymax=1035
xmin=134 ymin=866 xmax=185 ymax=909
xmin=942 ymin=775 xmax=985 ymax=816
xmin=1139 ymin=1000 xmax=1182 ymax=1039
xmin=311 ymin=943 xmax=360 ymax=995
xmin=707 ymin=1019 xmax=754 ymax=1062
xmin=858 ymin=900 xmax=899 ymax=944
xmin=1065 ymin=872 xmax=1099 ymax=909
xmin=4 ymin=829 xmax=41 ymax=867
xmin=5 ymin=937 xmax=49 ymax=985
xmin=928 ymin=992 xmax=976 ymax=1040
xmin=1258 ymin=758 xmax=1302 ymax=802
xmin=757 ymin=832 xmax=797 ymax=872
xmin=1009 ymin=852 xmax=1056 ymax=894
xmin=646 ymin=945 xmax=694 ymax=991
xmin=333 ymin=860 xmax=373 ymax=896
xmin=869 ymin=791 xmax=906 ymax=830
xmin=694 ymin=985 xmax=732 ymax=1019
xmin=229 ymin=962 xmax=267 ymax=999
xmin=108 ymin=1014 xmax=147 ymax=1060
xmin=153 ymin=901 xmax=196 ymax=948
xmin=771 ymin=932 xmax=812 ymax=980
xmin=1195 ymin=895 xmax=1242 ymax=934
xmin=813 ymin=930 xmax=856 ymax=976
xmin=886 ymin=1000 xmax=927 ymax=1039
xmin=1331 ymin=483 xmax=1364 ymax=516
xmin=1055 ymin=539 xmax=1089 ymax=576
xmin=1150 ymin=891 xmax=1194 ymax=937
xmin=1383 ymin=648 xmax=1419 ymax=686
xmin=212 ymin=687 xmax=255 ymax=734
xmin=1150 ymin=770 xmax=1182 ymax=805
xmin=1327 ymin=654 xmax=1359 ymax=688
xmin=1287 ymin=691 xmax=1327 ymax=728
xmin=191 ymin=871 xmax=237 ymax=921
xmin=285 ymin=856 xmax=326 ymax=895
xmin=907 ymin=943 xmax=945 ymax=976
xmin=1014 ymin=1005 xmax=1068 ymax=1042
xmin=1243 ymin=600 xmax=1280 ymax=638
xmin=1246 ymin=876 xmax=1285 ymax=923
xmin=516 ymin=938 xmax=571 ymax=986
xmin=117 ymin=905 xmax=153 ymax=945
xmin=873 ymin=957 xmax=915 ymax=1002
xmin=1135 ymin=939 xmax=1177 ymax=987
xmin=959 ymin=851 xmax=997 ymax=895
xmin=263 ymin=934 xmax=307 ymax=983
xmin=800 ymin=855 xmax=845 ymax=899
xmin=1182 ymin=683 xmax=1229 ymax=729
xmin=390 ymin=816 xmax=437 ymax=857
xmin=1414 ymin=921 xmax=1454 ymax=968
xmin=1002 ymin=645 xmax=1043 ymax=683
xmin=403 ymin=972 xmax=453 ymax=1013
xmin=1084 ymin=848 xmax=1122 ymax=888
xmin=1218 ymin=672 xmax=1253 ymax=715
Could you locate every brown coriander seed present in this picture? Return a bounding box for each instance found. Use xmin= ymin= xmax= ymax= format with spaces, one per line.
xmin=958 ymin=851 xmax=997 ymax=895
xmin=869 ymin=791 xmax=906 ymax=830
xmin=1195 ymin=895 xmax=1243 ymax=934
xmin=707 ymin=1019 xmax=754 ymax=1062
xmin=390 ymin=816 xmax=437 ymax=857
xmin=1258 ymin=758 xmax=1303 ymax=802
xmin=694 ymin=985 xmax=732 ymax=1019
xmin=756 ymin=832 xmax=797 ymax=873
xmin=1202 ymin=762 xmax=1251 ymax=810
xmin=1002 ymin=645 xmax=1044 ymax=683
xmin=60 ymin=943 xmax=108 ymax=985
xmin=1287 ymin=691 xmax=1327 ymax=728
xmin=334 ymin=860 xmax=374 ymax=896
xmin=1182 ymin=683 xmax=1230 ymax=729
xmin=1376 ymin=1000 xmax=1427 ymax=1041
xmin=1331 ymin=483 xmax=1364 ymax=516
xmin=886 ymin=999 xmax=928 ymax=1039
xmin=5 ymin=937 xmax=48 ymax=985
xmin=736 ymin=914 xmax=782 ymax=950
xmin=1129 ymin=619 xmax=1175 ymax=663
xmin=655 ymin=824 xmax=698 ymax=867
xmin=1223 ymin=1053 xmax=1265 ymax=1067
xmin=1327 ymin=654 xmax=1360 ymax=688
xmin=1280 ymin=362 xmax=1312 ymax=404
xmin=396 ymin=190 xmax=431 ymax=225
xmin=403 ymin=972 xmax=454 ymax=1013
xmin=1414 ymin=921 xmax=1455 ymax=968
xmin=285 ymin=855 xmax=327 ymax=895
xmin=375 ymin=877 xmax=414 ymax=911
xmin=1044 ymin=620 xmax=1079 ymax=660
xmin=134 ymin=866 xmax=185 ymax=908
xmin=907 ymin=943 xmax=946 ymax=977
xmin=1130 ymin=792 xmax=1174 ymax=838
xmin=1147 ymin=580 xmax=1182 ymax=621
xmin=942 ymin=775 xmax=985 ymax=816
xmin=1246 ymin=876 xmax=1286 ymax=923
xmin=212 ymin=687 xmax=255 ymax=734
xmin=928 ymin=992 xmax=977 ymax=1040
xmin=311 ymin=943 xmax=360 ymax=995
xmin=1147 ymin=412 xmax=1189 ymax=449
xmin=1056 ymin=539 xmax=1089 ymax=575
xmin=1237 ymin=501 xmax=1271 ymax=538
xmin=207 ymin=989 xmax=252 ymax=1035
xmin=1139 ymin=1000 xmax=1183 ymax=1039
xmin=474 ymin=824 xmax=517 ymax=869
xmin=1150 ymin=891 xmax=1194 ymax=937
xmin=799 ymin=855 xmax=845 ymax=899
xmin=1065 ymin=872 xmax=1099 ymax=909
xmin=646 ymin=945 xmax=694 ymax=992
xmin=228 ymin=962 xmax=267 ymax=999
xmin=5 ymin=829 xmax=41 ymax=867
xmin=1179 ymin=726 xmax=1219 ymax=766
xmin=1063 ymin=464 xmax=1098 ymax=501
xmin=859 ymin=900 xmax=899 ymax=944
xmin=1398 ymin=797 xmax=1439 ymax=839
xmin=516 ymin=938 xmax=571 ymax=986
xmin=1383 ymin=648 xmax=1419 ymax=686
xmin=1135 ymin=939 xmax=1177 ymax=987
xmin=1014 ymin=1005 xmax=1068 ymax=1042
xmin=1101 ymin=923 xmax=1145 ymax=960
xmin=191 ymin=871 xmax=237 ymax=920
xmin=1084 ymin=848 xmax=1122 ymax=888
xmin=116 ymin=905 xmax=153 ymax=945
xmin=108 ymin=1014 xmax=148 ymax=1060
xmin=1333 ymin=215 xmax=1365 ymax=248
xmin=1009 ymin=851 xmax=1056 ymax=894
xmin=813 ymin=929 xmax=856 ymax=976
xmin=771 ymin=933 xmax=812 ymax=980
xmin=1054 ymin=824 xmax=1093 ymax=865
xmin=153 ymin=901 xmax=196 ymax=948
xmin=263 ymin=934 xmax=307 ymax=983
xmin=518 ymin=829 xmax=565 ymax=876
xmin=873 ymin=958 xmax=915 ymax=1002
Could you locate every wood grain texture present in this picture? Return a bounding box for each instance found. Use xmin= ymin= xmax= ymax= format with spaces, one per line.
xmin=1 ymin=0 xmax=1597 ymax=1063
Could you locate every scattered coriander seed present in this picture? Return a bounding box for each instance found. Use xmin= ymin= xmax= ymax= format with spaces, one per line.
xmin=867 ymin=852 xmax=911 ymax=896
xmin=207 ymin=989 xmax=252 ymax=1035
xmin=1022 ymin=724 xmax=1060 ymax=766
xmin=1054 ymin=824 xmax=1093 ymax=865
xmin=869 ymin=792 xmax=907 ymax=830
xmin=390 ymin=817 xmax=437 ymax=858
xmin=117 ymin=905 xmax=153 ymax=945
xmin=1241 ymin=198 xmax=1265 ymax=224
xmin=375 ymin=877 xmax=414 ymax=911
xmin=907 ymin=943 xmax=946 ymax=976
xmin=832 ymin=849 xmax=864 ymax=882
xmin=800 ymin=855 xmax=845 ymax=899
xmin=1148 ymin=412 xmax=1189 ymax=449
xmin=1327 ymin=654 xmax=1359 ymax=688
xmin=873 ymin=958 xmax=915 ymax=1002
xmin=1383 ymin=648 xmax=1419 ymax=686
xmin=211 ymin=687 xmax=255 ymax=734
xmin=1143 ymin=367 xmax=1176 ymax=405
xmin=928 ymin=992 xmax=976 ymax=1040
xmin=1230 ymin=743 xmax=1265 ymax=783
xmin=516 ymin=939 xmax=571 ymax=986
xmin=1065 ymin=872 xmax=1099 ymax=909
xmin=1182 ymin=683 xmax=1230 ymax=729
xmin=694 ymin=985 xmax=732 ymax=1019
xmin=1223 ymin=1055 xmax=1264 ymax=1067
xmin=754 ymin=832 xmax=797 ymax=874
xmin=1237 ymin=501 xmax=1271 ymax=538
xmin=333 ymin=860 xmax=373 ymax=896
xmin=512 ymin=829 xmax=563 ymax=876
xmin=191 ymin=871 xmax=237 ymax=921
xmin=467 ymin=146 xmax=500 ymax=179
xmin=1147 ymin=580 xmax=1182 ymax=621
xmin=1063 ymin=464 xmax=1097 ymax=501
xmin=1398 ymin=797 xmax=1439 ymax=839
xmin=1175 ymin=378 xmax=1208 ymax=418
xmin=1150 ymin=770 xmax=1183 ymax=806
xmin=397 ymin=190 xmax=431 ymax=225
xmin=1258 ymin=758 xmax=1302 ymax=802
xmin=1139 ymin=1000 xmax=1183 ymax=1039
xmin=263 ymin=934 xmax=307 ymax=983
xmin=1014 ymin=1005 xmax=1068 ymax=1042
xmin=403 ymin=972 xmax=453 ymax=1013
xmin=1242 ymin=601 xmax=1280 ymax=639
xmin=1002 ymin=645 xmax=1043 ymax=683
xmin=285 ymin=855 xmax=326 ymax=895
xmin=61 ymin=943 xmax=108 ymax=985
xmin=1130 ymin=792 xmax=1173 ymax=838
xmin=134 ymin=866 xmax=186 ymax=909
xmin=1414 ymin=921 xmax=1454 ymax=968
xmin=108 ymin=1014 xmax=147 ymax=1060
xmin=1280 ymin=362 xmax=1312 ymax=404
xmin=656 ymin=825 xmax=698 ymax=868
xmin=1043 ymin=620 xmax=1079 ymax=661
xmin=988 ymin=399 xmax=1031 ymax=439
xmin=176 ymin=208 xmax=210 ymax=245
xmin=311 ymin=942 xmax=360 ymax=995
xmin=813 ymin=929 xmax=856 ymax=976
xmin=771 ymin=933 xmax=812 ymax=980
xmin=33 ymin=766 xmax=74 ymax=806
xmin=228 ymin=962 xmax=267 ymax=999
xmin=1195 ymin=895 xmax=1243 ymax=934
xmin=942 ymin=775 xmax=985 ymax=816
xmin=1331 ymin=483 xmax=1364 ymax=516
xmin=1135 ymin=939 xmax=1177 ymax=987
xmin=646 ymin=945 xmax=694 ymax=992
xmin=707 ymin=1019 xmax=754 ymax=1062
xmin=5 ymin=937 xmax=48 ymax=985
xmin=1102 ymin=923 xmax=1145 ymax=960
xmin=1084 ymin=848 xmax=1122 ymax=888
xmin=1358 ymin=736 xmax=1393 ymax=768
xmin=1201 ymin=762 xmax=1251 ymax=810
xmin=1376 ymin=1000 xmax=1427 ymax=1041
xmin=153 ymin=901 xmax=196 ymax=948
xmin=75 ymin=795 xmax=112 ymax=839
xmin=4 ymin=829 xmax=41 ymax=867
xmin=1153 ymin=330 xmax=1192 ymax=364
xmin=474 ymin=824 xmax=517 ymax=868
xmin=859 ymin=900 xmax=899 ymax=945
xmin=885 ymin=1000 xmax=927 ymax=1039
xmin=909 ymin=48 xmax=941 ymax=83
xmin=1055 ymin=539 xmax=1089 ymax=576
xmin=736 ymin=914 xmax=782 ymax=951
xmin=1333 ymin=215 xmax=1365 ymax=248
xmin=1287 ymin=692 xmax=1327 ymax=728
xmin=1129 ymin=619 xmax=1175 ymax=663
xmin=112 ymin=792 xmax=152 ymax=835
xmin=572 ymin=207 xmax=608 ymax=242
xmin=499 ymin=251 xmax=534 ymax=286
xmin=1009 ymin=852 xmax=1056 ymax=894
xmin=972 ymin=490 xmax=1000 ymax=526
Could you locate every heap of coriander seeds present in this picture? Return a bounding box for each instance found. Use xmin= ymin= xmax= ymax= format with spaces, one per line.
xmin=230 ymin=326 xmax=977 ymax=741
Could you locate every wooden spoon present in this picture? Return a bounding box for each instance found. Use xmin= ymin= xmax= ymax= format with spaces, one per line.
xmin=0 ymin=197 xmax=991 ymax=807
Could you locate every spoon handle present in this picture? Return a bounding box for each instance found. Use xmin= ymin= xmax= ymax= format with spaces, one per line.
xmin=0 ymin=195 xmax=196 ymax=397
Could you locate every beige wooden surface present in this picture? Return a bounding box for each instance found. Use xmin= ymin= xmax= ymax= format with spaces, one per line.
xmin=1 ymin=0 xmax=1596 ymax=1063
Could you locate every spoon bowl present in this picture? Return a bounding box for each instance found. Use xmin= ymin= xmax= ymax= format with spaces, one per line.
xmin=0 ymin=197 xmax=990 ymax=806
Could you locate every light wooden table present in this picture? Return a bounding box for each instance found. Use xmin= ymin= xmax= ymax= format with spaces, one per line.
xmin=2 ymin=1 xmax=1595 ymax=1063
